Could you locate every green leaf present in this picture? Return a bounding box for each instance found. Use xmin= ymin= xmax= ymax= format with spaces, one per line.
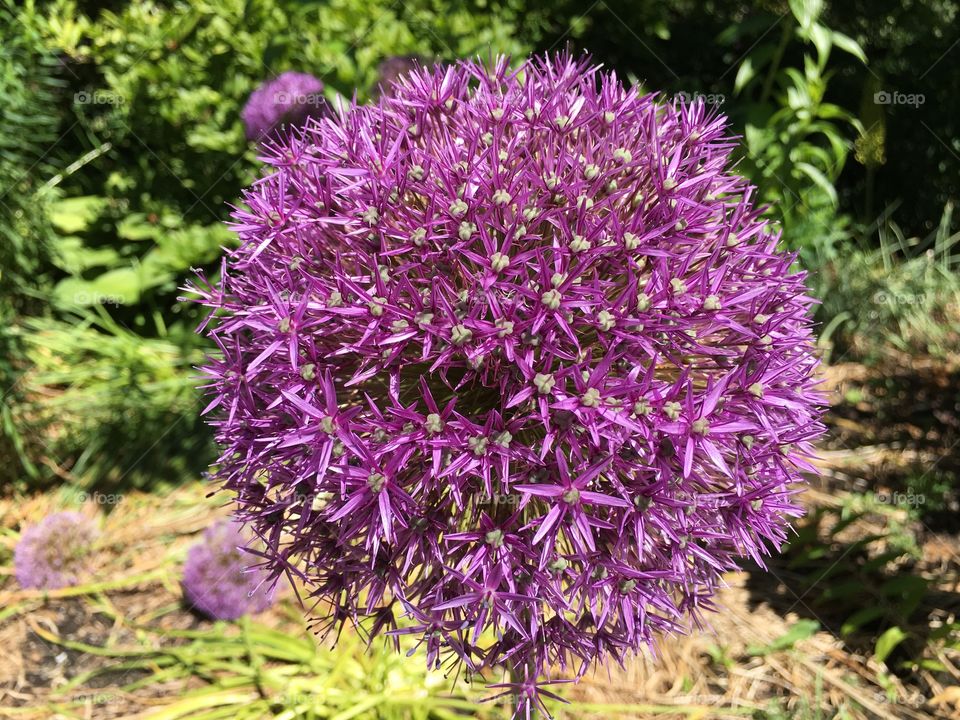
xmin=874 ymin=626 xmax=907 ymax=664
xmin=49 ymin=195 xmax=109 ymax=234
xmin=52 ymin=266 xmax=168 ymax=307
xmin=747 ymin=620 xmax=820 ymax=656
xmin=809 ymin=23 xmax=832 ymax=68
xmin=831 ymin=30 xmax=867 ymax=63
xmin=841 ymin=606 xmax=886 ymax=635
xmin=790 ymin=0 xmax=823 ymax=31
xmin=794 ymin=161 xmax=839 ymax=206
xmin=734 ymin=57 xmax=756 ymax=95
xmin=744 ymin=123 xmax=774 ymax=156
xmin=117 ymin=213 xmax=163 ymax=241
xmin=146 ymin=222 xmax=235 ymax=274
xmin=51 ymin=236 xmax=122 ymax=273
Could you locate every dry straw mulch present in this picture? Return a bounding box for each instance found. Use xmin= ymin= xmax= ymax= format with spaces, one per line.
xmin=2 ymin=415 xmax=959 ymax=719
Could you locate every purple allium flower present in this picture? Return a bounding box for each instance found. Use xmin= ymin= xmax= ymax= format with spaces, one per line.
xmin=373 ymin=55 xmax=425 ymax=99
xmin=14 ymin=511 xmax=98 ymax=590
xmin=193 ymin=53 xmax=825 ymax=716
xmin=241 ymin=71 xmax=328 ymax=142
xmin=182 ymin=519 xmax=276 ymax=620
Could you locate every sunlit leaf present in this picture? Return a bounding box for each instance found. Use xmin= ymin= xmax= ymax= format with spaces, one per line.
xmin=49 ymin=195 xmax=109 ymax=234
xmin=831 ymin=30 xmax=867 ymax=63
xmin=874 ymin=626 xmax=907 ymax=664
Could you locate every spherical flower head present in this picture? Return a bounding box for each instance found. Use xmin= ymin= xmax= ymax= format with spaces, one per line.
xmin=241 ymin=71 xmax=327 ymax=142
xmin=194 ymin=52 xmax=825 ymax=714
xmin=14 ymin=511 xmax=98 ymax=590
xmin=182 ymin=519 xmax=276 ymax=620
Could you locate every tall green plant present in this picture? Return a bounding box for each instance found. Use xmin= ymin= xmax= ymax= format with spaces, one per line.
xmin=727 ymin=0 xmax=865 ymax=267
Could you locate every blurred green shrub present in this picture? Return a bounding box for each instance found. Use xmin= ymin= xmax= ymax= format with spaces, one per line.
xmin=0 ymin=1 xmax=66 ymax=484
xmin=39 ymin=0 xmax=537 ymax=317
xmin=18 ymin=310 xmax=211 ymax=488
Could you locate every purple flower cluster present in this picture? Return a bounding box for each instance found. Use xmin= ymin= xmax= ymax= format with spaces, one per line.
xmin=241 ymin=71 xmax=328 ymax=142
xmin=195 ymin=54 xmax=824 ymax=715
xmin=14 ymin=511 xmax=98 ymax=590
xmin=182 ymin=519 xmax=276 ymax=620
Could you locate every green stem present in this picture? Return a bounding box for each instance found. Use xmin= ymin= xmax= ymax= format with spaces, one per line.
xmin=508 ymin=662 xmax=524 ymax=719
xmin=760 ymin=21 xmax=792 ymax=105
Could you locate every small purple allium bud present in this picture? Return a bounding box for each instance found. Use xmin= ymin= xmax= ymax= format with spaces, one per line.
xmin=241 ymin=71 xmax=328 ymax=142
xmin=14 ymin=511 xmax=98 ymax=590
xmin=181 ymin=519 xmax=276 ymax=620
xmin=373 ymin=55 xmax=424 ymax=99
xmin=193 ymin=52 xmax=825 ymax=716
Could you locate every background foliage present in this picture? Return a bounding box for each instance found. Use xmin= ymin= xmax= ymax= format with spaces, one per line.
xmin=1 ymin=0 xmax=957 ymax=486
xmin=1 ymin=1 xmax=958 ymax=717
